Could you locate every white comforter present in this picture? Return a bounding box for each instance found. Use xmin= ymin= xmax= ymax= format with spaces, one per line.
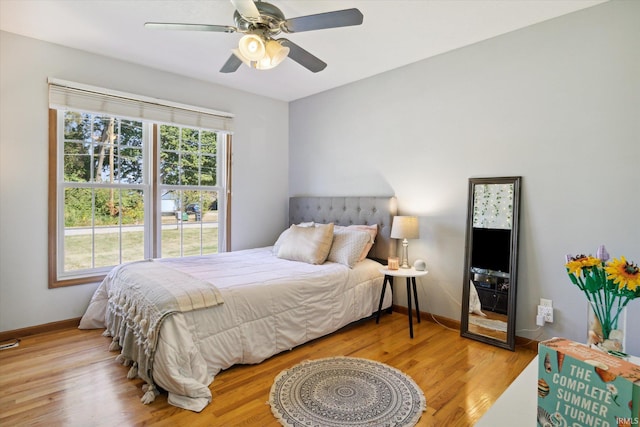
xmin=79 ymin=247 xmax=390 ymax=411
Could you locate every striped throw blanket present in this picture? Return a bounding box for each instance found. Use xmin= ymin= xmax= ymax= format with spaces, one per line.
xmin=105 ymin=260 xmax=224 ymax=400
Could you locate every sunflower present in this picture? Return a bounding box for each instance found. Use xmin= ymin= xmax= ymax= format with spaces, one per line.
xmin=565 ymin=255 xmax=601 ymax=276
xmin=605 ymin=256 xmax=640 ymax=292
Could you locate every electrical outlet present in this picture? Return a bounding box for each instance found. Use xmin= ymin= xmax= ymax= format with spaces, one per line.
xmin=540 ymin=298 xmax=553 ymax=308
xmin=537 ymin=305 xmax=554 ymax=323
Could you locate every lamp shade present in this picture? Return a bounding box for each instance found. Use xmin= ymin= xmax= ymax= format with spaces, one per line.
xmin=255 ymin=40 xmax=290 ymax=70
xmin=233 ymin=38 xmax=290 ymax=70
xmin=390 ymin=216 xmax=419 ymax=240
xmin=238 ymin=34 xmax=265 ymax=61
xmin=265 ymin=40 xmax=289 ymax=66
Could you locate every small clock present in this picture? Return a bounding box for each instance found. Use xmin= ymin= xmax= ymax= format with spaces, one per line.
xmin=413 ymin=259 xmax=427 ymax=271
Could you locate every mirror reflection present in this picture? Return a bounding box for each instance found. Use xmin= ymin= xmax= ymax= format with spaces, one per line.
xmin=461 ymin=177 xmax=521 ymax=350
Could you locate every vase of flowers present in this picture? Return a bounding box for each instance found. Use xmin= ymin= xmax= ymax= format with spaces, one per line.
xmin=565 ymin=245 xmax=639 ymax=355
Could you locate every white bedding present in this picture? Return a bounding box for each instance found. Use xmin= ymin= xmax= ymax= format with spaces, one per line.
xmin=79 ymin=247 xmax=391 ymax=411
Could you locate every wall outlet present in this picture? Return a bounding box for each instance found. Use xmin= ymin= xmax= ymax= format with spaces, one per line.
xmin=540 ymin=298 xmax=553 ymax=307
xmin=537 ymin=305 xmax=554 ymax=323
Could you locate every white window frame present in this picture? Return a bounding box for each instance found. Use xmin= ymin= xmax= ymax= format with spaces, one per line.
xmin=48 ymin=80 xmax=233 ymax=288
xmin=154 ymin=123 xmax=227 ymax=258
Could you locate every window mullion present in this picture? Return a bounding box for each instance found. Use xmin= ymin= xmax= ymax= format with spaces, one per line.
xmin=151 ymin=123 xmax=159 ymax=259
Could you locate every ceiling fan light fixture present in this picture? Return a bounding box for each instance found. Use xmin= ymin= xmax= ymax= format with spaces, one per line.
xmin=238 ymin=33 xmax=265 ymax=61
xmin=233 ymin=38 xmax=290 ymax=70
xmin=232 ymin=47 xmax=273 ymax=70
xmin=265 ymin=39 xmax=289 ymax=66
xmin=147 ymin=2 xmax=365 ymax=74
xmin=257 ymin=56 xmax=276 ymax=70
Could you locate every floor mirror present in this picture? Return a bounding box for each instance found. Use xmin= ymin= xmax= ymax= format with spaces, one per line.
xmin=460 ymin=177 xmax=521 ymax=350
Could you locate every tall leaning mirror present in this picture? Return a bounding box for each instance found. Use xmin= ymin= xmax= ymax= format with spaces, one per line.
xmin=461 ymin=177 xmax=521 ymax=351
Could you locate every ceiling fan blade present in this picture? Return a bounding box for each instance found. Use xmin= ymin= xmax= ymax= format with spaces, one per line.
xmin=145 ymin=22 xmax=236 ymax=33
xmin=230 ymin=0 xmax=260 ymax=19
xmin=280 ymin=39 xmax=327 ymax=73
xmin=220 ymin=54 xmax=244 ymax=73
xmin=282 ymin=8 xmax=363 ymax=33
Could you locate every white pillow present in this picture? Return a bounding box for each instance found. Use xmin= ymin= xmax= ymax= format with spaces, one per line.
xmin=334 ymin=224 xmax=378 ymax=261
xmin=277 ymin=223 xmax=334 ymax=264
xmin=272 ymin=221 xmax=314 ymax=254
xmin=348 ymin=224 xmax=377 ymax=260
xmin=327 ymin=228 xmax=372 ymax=268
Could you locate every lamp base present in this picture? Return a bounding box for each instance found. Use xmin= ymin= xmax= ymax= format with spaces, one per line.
xmin=400 ymin=239 xmax=410 ymax=269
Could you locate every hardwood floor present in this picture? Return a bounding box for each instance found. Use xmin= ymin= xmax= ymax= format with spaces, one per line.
xmin=468 ymin=311 xmax=508 ymax=341
xmin=0 ymin=312 xmax=536 ymax=426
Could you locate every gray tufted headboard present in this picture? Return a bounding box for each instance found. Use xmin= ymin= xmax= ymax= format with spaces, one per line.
xmin=289 ymin=197 xmax=397 ymax=262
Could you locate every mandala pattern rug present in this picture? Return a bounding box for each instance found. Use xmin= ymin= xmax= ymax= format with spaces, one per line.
xmin=269 ymin=357 xmax=426 ymax=427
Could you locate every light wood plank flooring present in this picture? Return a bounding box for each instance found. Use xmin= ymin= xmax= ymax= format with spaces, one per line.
xmin=0 ymin=312 xmax=536 ymax=426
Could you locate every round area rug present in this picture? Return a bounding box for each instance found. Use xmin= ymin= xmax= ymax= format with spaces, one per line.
xmin=269 ymin=357 xmax=426 ymax=427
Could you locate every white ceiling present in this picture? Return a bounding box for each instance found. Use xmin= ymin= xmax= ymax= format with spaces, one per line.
xmin=0 ymin=0 xmax=606 ymax=102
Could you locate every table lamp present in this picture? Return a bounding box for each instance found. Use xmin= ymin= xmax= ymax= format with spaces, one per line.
xmin=390 ymin=216 xmax=419 ymax=269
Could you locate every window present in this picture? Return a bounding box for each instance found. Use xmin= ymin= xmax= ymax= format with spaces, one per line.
xmin=48 ymin=80 xmax=233 ymax=288
xmin=158 ymin=124 xmax=222 ymax=258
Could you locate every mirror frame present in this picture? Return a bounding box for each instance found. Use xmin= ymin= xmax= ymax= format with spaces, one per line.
xmin=460 ymin=176 xmax=521 ymax=351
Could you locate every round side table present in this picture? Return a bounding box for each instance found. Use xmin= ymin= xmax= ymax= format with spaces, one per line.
xmin=376 ymin=267 xmax=428 ymax=338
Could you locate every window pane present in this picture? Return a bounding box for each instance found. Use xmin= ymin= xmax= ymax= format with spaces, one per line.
xmin=161 ymin=190 xmax=182 ymax=258
xmin=94 ymin=226 xmax=121 ymax=268
xmin=120 ymin=120 xmax=143 ymax=148
xmin=181 ymin=127 xmax=199 ymax=150
xmin=63 ymin=185 xmax=146 ymax=273
xmin=64 ymin=141 xmax=92 ymax=183
xmin=64 ymin=111 xmax=88 ymax=140
xmin=63 ymin=112 xmax=92 ymax=183
xmin=201 ymin=190 xmax=220 ymax=255
xmin=93 ymin=189 xmax=145 ymax=266
xmin=182 ymin=227 xmax=202 ymax=257
xmin=93 ymin=142 xmax=114 ymax=183
xmin=121 ymin=189 xmax=145 ymax=226
xmin=94 ymin=188 xmax=120 ymax=226
xmin=160 ymin=151 xmax=180 ymax=185
xmin=116 ymin=119 xmax=143 ymax=184
xmin=117 ymin=146 xmax=144 ymax=184
xmin=202 ymin=131 xmax=217 ymax=186
xmin=181 ymin=153 xmax=199 ymax=185
xmin=202 ymin=192 xmax=218 ymax=221
xmin=64 ymin=187 xmax=93 ymax=227
xmin=91 ymin=117 xmax=115 ymax=184
xmin=122 ymin=226 xmax=144 ymax=263
xmin=64 ymin=187 xmax=93 ymax=271
xmin=201 ymin=130 xmax=217 ymax=153
xmin=160 ymin=190 xmax=219 ymax=258
xmin=201 ymin=154 xmax=216 ymax=186
xmin=160 ymin=125 xmax=180 ymax=151
xmin=72 ymin=188 xmax=119 ymax=269
xmin=202 ymin=225 xmax=219 ymax=255
xmin=160 ymin=125 xmax=219 ymax=187
xmin=92 ymin=119 xmax=144 ymax=184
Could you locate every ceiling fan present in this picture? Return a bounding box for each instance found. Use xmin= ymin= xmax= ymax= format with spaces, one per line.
xmin=145 ymin=0 xmax=364 ymax=73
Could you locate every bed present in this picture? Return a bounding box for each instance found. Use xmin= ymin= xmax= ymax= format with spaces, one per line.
xmin=79 ymin=196 xmax=397 ymax=412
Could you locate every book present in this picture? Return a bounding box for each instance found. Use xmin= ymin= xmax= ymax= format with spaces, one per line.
xmin=538 ymin=337 xmax=640 ymax=427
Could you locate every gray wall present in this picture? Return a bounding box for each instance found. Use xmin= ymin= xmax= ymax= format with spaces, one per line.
xmin=0 ymin=31 xmax=289 ymax=332
xmin=289 ymin=1 xmax=640 ymax=354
